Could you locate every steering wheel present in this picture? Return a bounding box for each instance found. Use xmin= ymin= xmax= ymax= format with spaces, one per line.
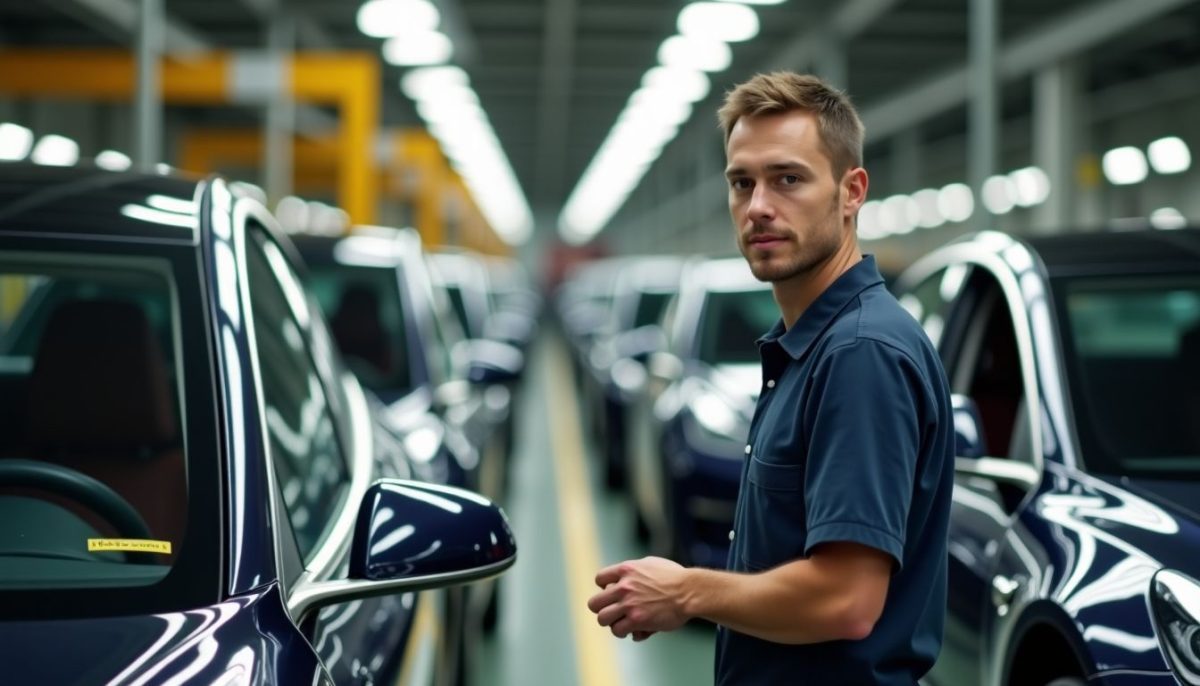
xmin=0 ymin=459 xmax=153 ymax=540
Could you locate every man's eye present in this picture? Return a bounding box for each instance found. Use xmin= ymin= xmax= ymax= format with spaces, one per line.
xmin=731 ymin=178 xmax=752 ymax=190
xmin=780 ymin=175 xmax=800 ymax=185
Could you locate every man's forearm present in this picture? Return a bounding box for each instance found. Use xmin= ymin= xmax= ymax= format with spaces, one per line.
xmin=680 ymin=560 xmax=879 ymax=644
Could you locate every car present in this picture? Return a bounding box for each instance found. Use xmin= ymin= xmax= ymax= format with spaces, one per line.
xmin=894 ymin=228 xmax=1200 ymax=686
xmin=625 ymin=257 xmax=778 ymax=568
xmin=0 ymin=164 xmax=516 ymax=686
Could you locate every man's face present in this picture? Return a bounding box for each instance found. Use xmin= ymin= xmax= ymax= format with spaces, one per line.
xmin=725 ymin=111 xmax=852 ymax=283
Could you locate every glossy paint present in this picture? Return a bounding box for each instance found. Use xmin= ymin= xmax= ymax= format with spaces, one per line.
xmin=0 ymin=164 xmax=512 ymax=686
xmin=897 ymin=230 xmax=1200 ymax=686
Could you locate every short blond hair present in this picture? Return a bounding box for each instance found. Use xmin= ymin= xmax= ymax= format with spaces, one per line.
xmin=718 ymin=71 xmax=864 ymax=177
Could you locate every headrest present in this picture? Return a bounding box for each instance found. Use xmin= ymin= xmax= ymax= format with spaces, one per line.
xmin=28 ymin=299 xmax=177 ymax=450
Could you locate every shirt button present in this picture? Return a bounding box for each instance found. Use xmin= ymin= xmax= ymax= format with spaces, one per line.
xmin=729 ymin=530 xmax=736 ymax=541
xmin=766 ymin=379 xmax=776 ymax=389
xmin=744 ymin=444 xmax=751 ymax=455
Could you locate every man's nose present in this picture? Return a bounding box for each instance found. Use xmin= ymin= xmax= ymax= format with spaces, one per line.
xmin=746 ymin=184 xmax=775 ymax=222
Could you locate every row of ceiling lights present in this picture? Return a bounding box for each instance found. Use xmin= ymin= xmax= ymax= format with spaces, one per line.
xmin=558 ymin=0 xmax=780 ymax=245
xmin=858 ymin=135 xmax=1192 ymax=240
xmin=356 ymin=0 xmax=533 ymax=246
xmin=0 ymin=122 xmax=133 ymax=171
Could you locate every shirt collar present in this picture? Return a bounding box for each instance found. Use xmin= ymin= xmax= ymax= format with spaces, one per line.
xmin=756 ymin=255 xmax=885 ymax=360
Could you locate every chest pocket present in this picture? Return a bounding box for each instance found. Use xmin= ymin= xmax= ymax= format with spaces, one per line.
xmin=739 ymin=456 xmax=808 ymax=571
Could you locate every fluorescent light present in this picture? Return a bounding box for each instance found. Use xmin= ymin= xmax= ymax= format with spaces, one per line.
xmin=678 ymin=2 xmax=759 ymax=42
xmin=1102 ymin=146 xmax=1149 ymax=185
xmin=401 ymin=65 xmax=469 ymax=100
xmin=0 ymin=123 xmax=34 ymax=161
xmin=357 ymin=0 xmax=439 ymax=39
xmin=95 ymin=149 xmax=132 ymax=171
xmin=1148 ymin=136 xmax=1191 ymax=175
xmin=383 ymin=31 xmax=452 ymax=66
xmin=938 ymin=183 xmax=974 ymax=223
xmin=658 ymin=35 xmax=732 ymax=72
xmin=912 ymin=188 xmax=944 ymax=228
xmin=1009 ymin=166 xmax=1050 ymax=207
xmin=856 ymin=200 xmax=886 ymax=241
xmin=881 ymin=194 xmax=918 ymax=234
xmin=718 ymin=0 xmax=784 ymax=4
xmin=982 ymin=174 xmax=1015 ymax=215
xmin=31 ymin=134 xmax=79 ymax=166
xmin=1150 ymin=207 xmax=1187 ymax=230
xmin=642 ymin=66 xmax=710 ymax=103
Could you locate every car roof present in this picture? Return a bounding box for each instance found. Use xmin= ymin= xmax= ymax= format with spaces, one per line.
xmin=291 ymin=226 xmax=422 ymax=268
xmin=0 ymin=162 xmax=203 ymax=243
xmin=1026 ymin=228 xmax=1200 ymax=276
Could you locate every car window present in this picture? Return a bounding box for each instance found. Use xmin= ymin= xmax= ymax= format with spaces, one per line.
xmin=897 ymin=264 xmax=968 ymax=348
xmin=245 ymin=231 xmax=350 ymax=562
xmin=697 ymin=288 xmax=778 ymax=365
xmin=1054 ymin=275 xmax=1200 ymax=478
xmin=0 ymin=258 xmax=187 ymax=588
xmin=954 ymin=275 xmax=1030 ymax=463
xmin=307 ymin=264 xmax=412 ymax=400
xmin=634 ymin=291 xmax=674 ymax=330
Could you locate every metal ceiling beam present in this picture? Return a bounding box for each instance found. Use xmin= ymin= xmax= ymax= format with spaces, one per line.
xmin=534 ymin=0 xmax=579 ymax=211
xmin=862 ymin=0 xmax=1194 ymax=140
xmin=49 ymin=0 xmax=208 ymax=52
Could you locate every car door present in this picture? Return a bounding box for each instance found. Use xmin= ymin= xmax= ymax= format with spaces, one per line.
xmin=919 ymin=263 xmax=1040 ymax=686
xmin=241 ymin=221 xmax=434 ymax=686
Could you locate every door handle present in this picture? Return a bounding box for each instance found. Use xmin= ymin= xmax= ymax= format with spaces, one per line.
xmin=991 ymin=574 xmax=1021 ymax=611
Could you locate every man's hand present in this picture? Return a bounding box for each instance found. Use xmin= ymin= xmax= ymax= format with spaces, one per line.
xmin=587 ymin=556 xmax=691 ymax=639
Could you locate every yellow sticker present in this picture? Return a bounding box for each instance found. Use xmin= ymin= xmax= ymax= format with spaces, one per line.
xmin=88 ymin=538 xmax=173 ymax=555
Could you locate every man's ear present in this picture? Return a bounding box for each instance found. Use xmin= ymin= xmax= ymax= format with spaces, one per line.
xmin=842 ymin=167 xmax=869 ymax=220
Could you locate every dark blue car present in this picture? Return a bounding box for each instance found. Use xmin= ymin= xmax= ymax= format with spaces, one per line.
xmin=895 ymin=229 xmax=1200 ymax=686
xmin=0 ymin=165 xmax=516 ymax=685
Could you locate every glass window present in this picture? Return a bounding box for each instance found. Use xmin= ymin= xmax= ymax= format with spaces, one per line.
xmin=634 ymin=291 xmax=673 ymax=330
xmin=0 ymin=257 xmax=186 ymax=588
xmin=960 ymin=285 xmax=1027 ymax=461
xmin=245 ymin=232 xmax=349 ymax=561
xmin=1055 ymin=275 xmax=1200 ymax=477
xmin=307 ymin=264 xmax=412 ymax=400
xmin=898 ymin=264 xmax=968 ymax=347
xmin=697 ymin=288 xmax=778 ymax=365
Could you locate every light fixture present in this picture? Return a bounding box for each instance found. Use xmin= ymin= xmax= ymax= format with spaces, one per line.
xmin=1148 ymin=136 xmax=1191 ymax=175
xmin=31 ymin=134 xmax=79 ymax=166
xmin=658 ymin=34 xmax=732 ymax=72
xmin=383 ymin=31 xmax=452 ymax=66
xmin=1150 ymin=207 xmax=1187 ymax=230
xmin=912 ymin=188 xmax=944 ymax=228
xmin=1102 ymin=146 xmax=1149 ymax=186
xmin=982 ymin=174 xmax=1015 ymax=215
xmin=357 ymin=0 xmax=439 ymax=39
xmin=642 ymin=66 xmax=711 ymax=103
xmin=881 ymin=194 xmax=918 ymax=234
xmin=0 ymin=123 xmax=34 ymax=161
xmin=938 ymin=183 xmax=975 ymax=223
xmin=718 ymin=0 xmax=784 ymax=4
xmin=856 ymin=200 xmax=886 ymax=241
xmin=678 ymin=2 xmax=760 ymax=42
xmin=1009 ymin=166 xmax=1051 ymax=207
xmin=95 ymin=150 xmax=132 ymax=171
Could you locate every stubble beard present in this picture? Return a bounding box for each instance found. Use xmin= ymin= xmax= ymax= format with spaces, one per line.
xmin=740 ymin=195 xmax=843 ymax=283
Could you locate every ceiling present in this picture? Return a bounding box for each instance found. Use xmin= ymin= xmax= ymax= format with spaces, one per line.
xmin=2 ymin=0 xmax=1199 ymax=226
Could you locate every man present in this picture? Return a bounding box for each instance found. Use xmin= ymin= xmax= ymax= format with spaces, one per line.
xmin=586 ymin=71 xmax=955 ymax=685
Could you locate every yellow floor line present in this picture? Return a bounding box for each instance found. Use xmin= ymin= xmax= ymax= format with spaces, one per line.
xmin=545 ymin=337 xmax=621 ymax=686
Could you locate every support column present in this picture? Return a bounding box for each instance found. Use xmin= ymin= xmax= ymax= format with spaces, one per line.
xmin=134 ymin=0 xmax=163 ymax=170
xmin=265 ymin=12 xmax=296 ymax=204
xmin=968 ymin=0 xmax=999 ymax=231
xmin=1032 ymin=58 xmax=1083 ymax=233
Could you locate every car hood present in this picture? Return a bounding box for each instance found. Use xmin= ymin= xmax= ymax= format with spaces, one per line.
xmin=0 ymin=585 xmax=323 ymax=686
xmin=1086 ymin=473 xmax=1200 ymax=574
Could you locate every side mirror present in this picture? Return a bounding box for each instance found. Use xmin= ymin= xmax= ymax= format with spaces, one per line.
xmin=459 ymin=339 xmax=524 ymax=385
xmin=289 ymin=479 xmax=516 ymax=621
xmin=951 ymin=393 xmax=986 ymax=459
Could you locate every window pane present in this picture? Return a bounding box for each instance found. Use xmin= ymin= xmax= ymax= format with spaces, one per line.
xmin=245 ymin=233 xmax=349 ymax=560
xmin=697 ymin=289 xmax=778 ymax=365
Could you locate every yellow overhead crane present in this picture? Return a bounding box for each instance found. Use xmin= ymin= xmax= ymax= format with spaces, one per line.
xmin=178 ymin=127 xmax=507 ymax=255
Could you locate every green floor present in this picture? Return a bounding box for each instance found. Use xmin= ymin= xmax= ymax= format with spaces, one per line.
xmin=473 ymin=332 xmax=714 ymax=686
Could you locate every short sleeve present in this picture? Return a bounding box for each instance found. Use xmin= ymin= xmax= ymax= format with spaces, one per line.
xmin=802 ymin=339 xmax=924 ymax=570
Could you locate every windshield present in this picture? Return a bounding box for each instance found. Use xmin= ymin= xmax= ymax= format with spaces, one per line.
xmin=697 ymin=288 xmax=778 ymax=365
xmin=307 ymin=264 xmax=412 ymax=399
xmin=0 ymin=257 xmax=187 ymax=591
xmin=1055 ymin=274 xmax=1200 ymax=479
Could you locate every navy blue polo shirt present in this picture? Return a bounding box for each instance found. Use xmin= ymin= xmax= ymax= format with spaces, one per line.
xmin=714 ymin=255 xmax=954 ymax=686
